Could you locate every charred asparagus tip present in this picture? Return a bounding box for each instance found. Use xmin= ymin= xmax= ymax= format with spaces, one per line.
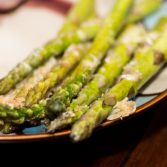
xmin=46 ymin=100 xmax=66 ymax=118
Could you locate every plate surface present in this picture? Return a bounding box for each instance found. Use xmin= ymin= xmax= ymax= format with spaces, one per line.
xmin=0 ymin=0 xmax=167 ymax=142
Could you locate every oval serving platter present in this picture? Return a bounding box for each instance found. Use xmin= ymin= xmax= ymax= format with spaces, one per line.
xmin=0 ymin=0 xmax=167 ymax=142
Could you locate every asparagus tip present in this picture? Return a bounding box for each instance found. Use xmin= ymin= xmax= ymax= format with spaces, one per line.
xmin=47 ymin=119 xmax=62 ymax=133
xmin=70 ymin=132 xmax=81 ymax=143
xmin=46 ymin=100 xmax=66 ymax=118
xmin=70 ymin=122 xmax=91 ymax=142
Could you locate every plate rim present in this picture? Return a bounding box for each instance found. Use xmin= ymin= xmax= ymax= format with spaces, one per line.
xmin=0 ymin=89 xmax=166 ymax=142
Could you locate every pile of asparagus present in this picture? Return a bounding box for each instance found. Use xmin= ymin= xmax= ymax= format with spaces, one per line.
xmin=0 ymin=0 xmax=166 ymax=142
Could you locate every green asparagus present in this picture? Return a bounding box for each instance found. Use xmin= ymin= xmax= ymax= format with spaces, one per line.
xmin=0 ymin=18 xmax=102 ymax=107
xmin=71 ymin=27 xmax=167 ymax=142
xmin=0 ymin=17 xmax=102 ymax=124
xmin=59 ymin=0 xmax=96 ymax=34
xmin=0 ymin=45 xmax=90 ymax=122
xmin=25 ymin=43 xmax=90 ymax=106
xmin=0 ymin=45 xmax=92 ymax=127
xmin=11 ymin=18 xmax=101 ymax=101
xmin=46 ymin=0 xmax=133 ymax=116
xmin=0 ymin=100 xmax=45 ymax=123
xmin=0 ymin=0 xmax=164 ymax=133
xmin=12 ymin=58 xmax=57 ymax=101
xmin=0 ymin=58 xmax=57 ymax=109
xmin=0 ymin=0 xmax=95 ymax=95
xmin=47 ymin=24 xmax=147 ymax=131
xmin=129 ymin=0 xmax=162 ymax=22
xmin=0 ymin=105 xmax=45 ymax=134
xmin=46 ymin=0 xmax=161 ymax=117
xmin=9 ymin=0 xmax=161 ymax=103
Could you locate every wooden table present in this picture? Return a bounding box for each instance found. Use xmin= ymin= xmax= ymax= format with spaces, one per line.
xmin=2 ymin=96 xmax=166 ymax=166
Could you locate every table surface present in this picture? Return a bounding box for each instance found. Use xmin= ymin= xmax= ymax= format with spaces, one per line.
xmin=1 ymin=96 xmax=167 ymax=166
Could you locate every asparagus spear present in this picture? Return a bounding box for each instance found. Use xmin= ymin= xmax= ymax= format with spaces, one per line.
xmin=129 ymin=0 xmax=162 ymax=22
xmin=0 ymin=18 xmax=101 ymax=107
xmin=0 ymin=17 xmax=102 ymax=122
xmin=3 ymin=18 xmax=165 ymax=122
xmin=46 ymin=0 xmax=162 ymax=116
xmin=0 ymin=101 xmax=46 ymax=134
xmin=13 ymin=17 xmax=102 ymax=106
xmin=46 ymin=0 xmax=161 ymax=117
xmin=25 ymin=43 xmax=90 ymax=106
xmin=0 ymin=44 xmax=90 ymax=107
xmin=0 ymin=0 xmax=133 ymax=131
xmin=0 ymin=58 xmax=57 ymax=109
xmin=0 ymin=0 xmax=95 ymax=95
xmin=0 ymin=44 xmax=90 ymax=121
xmin=71 ymin=27 xmax=167 ymax=142
xmin=0 ymin=99 xmax=46 ymax=119
xmin=12 ymin=18 xmax=101 ymax=99
xmin=59 ymin=0 xmax=96 ymax=34
xmin=46 ymin=0 xmax=134 ymax=116
xmin=47 ymin=24 xmax=147 ymax=131
xmin=13 ymin=58 xmax=57 ymax=101
xmin=0 ymin=45 xmax=90 ymax=126
xmin=0 ymin=0 xmax=162 ymax=132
